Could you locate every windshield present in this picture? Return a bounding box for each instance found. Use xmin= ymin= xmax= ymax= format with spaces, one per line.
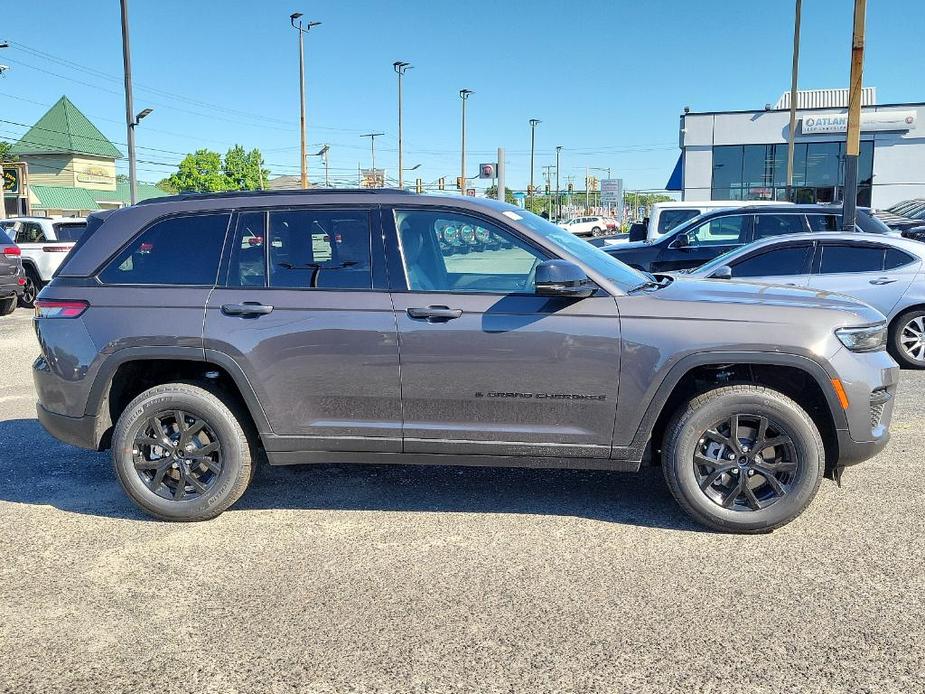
xmin=513 ymin=209 xmax=649 ymax=290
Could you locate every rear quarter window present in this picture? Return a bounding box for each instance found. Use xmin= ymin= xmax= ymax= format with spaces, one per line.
xmin=99 ymin=213 xmax=230 ymax=286
xmin=52 ymin=222 xmax=88 ymax=242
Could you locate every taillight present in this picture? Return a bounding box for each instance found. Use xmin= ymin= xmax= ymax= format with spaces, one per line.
xmin=18 ymin=278 xmax=26 ymax=286
xmin=2 ymin=246 xmax=20 ymax=257
xmin=42 ymin=245 xmax=72 ymax=253
xmin=34 ymin=299 xmax=89 ymax=319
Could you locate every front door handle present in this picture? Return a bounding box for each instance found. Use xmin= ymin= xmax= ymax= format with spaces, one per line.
xmin=869 ymin=277 xmax=898 ymax=285
xmin=222 ymin=301 xmax=274 ymax=317
xmin=407 ymin=305 xmax=463 ymax=322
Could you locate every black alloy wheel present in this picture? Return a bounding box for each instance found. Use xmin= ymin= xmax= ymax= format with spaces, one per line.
xmin=133 ymin=410 xmax=223 ymax=501
xmin=694 ymin=414 xmax=797 ymax=511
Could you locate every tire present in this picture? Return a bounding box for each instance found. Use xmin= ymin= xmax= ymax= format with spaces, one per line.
xmin=888 ymin=309 xmax=925 ymax=369
xmin=662 ymin=385 xmax=824 ymax=534
xmin=111 ymin=382 xmax=254 ymax=521
xmin=0 ymin=296 xmax=16 ymax=316
xmin=19 ymin=269 xmax=40 ymax=308
xmin=591 ymin=226 xmax=602 ymax=236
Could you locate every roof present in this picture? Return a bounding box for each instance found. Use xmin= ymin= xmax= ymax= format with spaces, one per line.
xmin=682 ymin=100 xmax=924 ymax=118
xmin=30 ymin=185 xmax=100 ymax=211
xmin=267 ymin=175 xmax=310 ymax=190
xmin=774 ymin=87 xmax=877 ymax=110
xmin=10 ymin=96 xmax=123 ymax=159
xmin=90 ymin=181 xmax=169 ymax=205
xmin=136 ymin=187 xmax=415 ymax=206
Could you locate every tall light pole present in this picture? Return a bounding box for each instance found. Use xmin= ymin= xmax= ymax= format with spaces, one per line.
xmin=555 ymin=145 xmax=563 ymax=220
xmin=291 ymin=12 xmax=321 ymax=190
xmin=361 ymin=133 xmax=385 ymax=186
xmin=842 ymin=0 xmax=867 ymax=230
xmin=528 ymin=119 xmax=541 ymax=207
xmin=786 ymin=0 xmax=802 ymax=199
xmin=459 ymin=89 xmax=473 ymax=193
xmin=393 ymin=61 xmax=412 ymax=190
xmin=119 ymin=0 xmax=138 ymax=204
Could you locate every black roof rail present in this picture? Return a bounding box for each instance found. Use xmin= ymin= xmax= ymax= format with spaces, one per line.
xmin=135 ymin=187 xmax=415 ymax=206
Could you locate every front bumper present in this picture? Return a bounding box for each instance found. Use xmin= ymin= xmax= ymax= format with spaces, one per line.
xmin=37 ymin=403 xmax=102 ymax=451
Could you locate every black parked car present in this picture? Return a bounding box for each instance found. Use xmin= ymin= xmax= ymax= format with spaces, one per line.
xmin=604 ymin=205 xmax=893 ymax=273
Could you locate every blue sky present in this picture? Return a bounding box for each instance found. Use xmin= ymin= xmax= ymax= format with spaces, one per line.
xmin=2 ymin=0 xmax=923 ymax=192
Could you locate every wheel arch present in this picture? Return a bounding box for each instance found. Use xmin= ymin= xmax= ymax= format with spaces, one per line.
xmin=87 ymin=347 xmax=270 ymax=450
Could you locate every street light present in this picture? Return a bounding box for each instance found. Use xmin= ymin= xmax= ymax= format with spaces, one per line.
xmin=314 ymin=144 xmax=330 ymax=187
xmin=393 ymin=61 xmax=412 ymax=189
xmin=460 ymin=89 xmax=474 ymax=193
xmin=529 ymin=118 xmax=541 ymax=206
xmin=133 ymin=108 xmax=153 ymax=125
xmin=403 ymin=163 xmax=421 ymax=172
xmin=361 ymin=132 xmax=385 ymax=186
xmin=291 ymin=12 xmax=321 ymax=189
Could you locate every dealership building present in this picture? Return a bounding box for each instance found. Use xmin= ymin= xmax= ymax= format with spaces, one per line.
xmin=668 ymin=88 xmax=924 ymax=208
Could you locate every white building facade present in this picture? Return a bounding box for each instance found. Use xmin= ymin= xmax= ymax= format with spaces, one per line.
xmin=673 ymin=89 xmax=924 ymax=209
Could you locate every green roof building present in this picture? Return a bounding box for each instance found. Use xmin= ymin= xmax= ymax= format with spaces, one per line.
xmin=10 ymin=96 xmax=166 ymax=216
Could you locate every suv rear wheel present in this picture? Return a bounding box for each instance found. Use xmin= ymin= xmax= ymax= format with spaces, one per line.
xmin=19 ymin=269 xmax=40 ymax=308
xmin=662 ymin=385 xmax=824 ymax=533
xmin=111 ymin=382 xmax=253 ymax=521
xmin=889 ymin=309 xmax=925 ymax=369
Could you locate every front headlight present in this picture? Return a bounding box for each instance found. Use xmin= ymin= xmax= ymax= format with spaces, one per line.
xmin=835 ymin=323 xmax=887 ymax=352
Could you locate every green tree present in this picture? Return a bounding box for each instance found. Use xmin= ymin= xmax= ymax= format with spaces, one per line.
xmin=483 ymin=185 xmax=518 ymax=205
xmin=167 ymin=149 xmax=229 ymax=193
xmin=223 ymin=145 xmax=269 ymax=191
xmin=0 ymin=141 xmax=17 ymax=162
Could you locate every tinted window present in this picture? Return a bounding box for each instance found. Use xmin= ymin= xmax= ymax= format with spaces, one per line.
xmin=268 ymin=209 xmax=371 ymax=289
xmin=818 ymin=245 xmax=884 ymax=274
xmin=753 ymin=214 xmax=806 ymax=239
xmin=396 ymin=209 xmax=546 ymax=293
xmin=857 ymin=211 xmax=892 ymax=234
xmin=100 ymin=214 xmax=229 ymax=285
xmin=52 ymin=222 xmax=88 ymax=242
xmin=687 ymin=215 xmax=750 ymax=246
xmin=731 ymin=245 xmax=813 ymax=278
xmin=807 ymin=214 xmax=840 ymax=232
xmin=18 ymin=222 xmax=46 ymax=243
xmin=884 ymin=248 xmax=916 ymax=270
xmin=658 ymin=209 xmax=700 ymax=234
xmin=227 ymin=211 xmax=267 ymax=287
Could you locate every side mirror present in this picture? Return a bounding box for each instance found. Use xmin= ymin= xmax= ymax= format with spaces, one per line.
xmin=534 ymin=260 xmax=595 ymax=298
xmin=711 ymin=265 xmax=733 ymax=280
xmin=670 ymin=232 xmax=690 ymax=249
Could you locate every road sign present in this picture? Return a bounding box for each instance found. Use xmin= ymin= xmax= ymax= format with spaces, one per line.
xmin=466 ymin=188 xmax=476 ymax=197
xmin=600 ymin=178 xmax=623 ymax=203
xmin=478 ymin=163 xmax=496 ymax=179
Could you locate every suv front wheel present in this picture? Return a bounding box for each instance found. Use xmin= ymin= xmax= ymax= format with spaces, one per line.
xmin=112 ymin=382 xmax=254 ymax=521
xmin=662 ymin=385 xmax=824 ymax=533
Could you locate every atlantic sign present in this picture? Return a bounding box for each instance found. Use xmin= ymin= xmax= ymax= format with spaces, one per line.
xmin=801 ymin=110 xmax=917 ymax=134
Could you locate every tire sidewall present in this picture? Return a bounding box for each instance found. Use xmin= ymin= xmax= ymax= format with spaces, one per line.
xmin=113 ymin=388 xmax=247 ymax=521
xmin=666 ymin=391 xmax=823 ymax=532
xmin=0 ymin=296 xmax=15 ymax=316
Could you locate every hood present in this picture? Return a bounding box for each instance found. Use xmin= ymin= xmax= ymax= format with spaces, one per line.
xmin=648 ymin=276 xmax=885 ymax=326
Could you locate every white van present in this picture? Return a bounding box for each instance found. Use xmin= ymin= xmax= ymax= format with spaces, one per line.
xmin=609 ymin=200 xmax=792 ymax=245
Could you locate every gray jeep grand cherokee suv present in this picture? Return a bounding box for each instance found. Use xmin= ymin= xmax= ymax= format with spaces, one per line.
xmin=33 ymin=190 xmax=898 ymax=532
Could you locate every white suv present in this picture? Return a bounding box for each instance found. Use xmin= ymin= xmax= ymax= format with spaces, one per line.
xmin=0 ymin=216 xmax=87 ymax=306
xmin=558 ymin=216 xmax=608 ymax=237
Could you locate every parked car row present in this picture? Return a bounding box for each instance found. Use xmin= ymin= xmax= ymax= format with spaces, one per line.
xmin=0 ymin=216 xmax=88 ymax=307
xmin=873 ymin=198 xmax=925 ymax=238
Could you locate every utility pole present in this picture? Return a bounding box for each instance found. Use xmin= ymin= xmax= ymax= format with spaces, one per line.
xmin=843 ymin=0 xmax=867 ymax=230
xmin=460 ymin=90 xmax=473 ymax=195
xmin=585 ymin=165 xmax=590 ymax=212
xmin=361 ymin=133 xmax=385 ymax=186
xmin=291 ymin=13 xmax=321 ymax=189
xmin=528 ymin=118 xmax=540 ymax=206
xmin=497 ymin=147 xmax=505 ymax=202
xmin=555 ymin=145 xmax=562 ymax=220
xmin=316 ymin=144 xmax=330 ymax=187
xmin=786 ymin=0 xmax=802 ymax=199
xmin=0 ymin=43 xmax=7 ymax=218
xmin=393 ymin=61 xmax=412 ymax=189
xmin=119 ymin=0 xmax=138 ymax=205
xmin=543 ymin=165 xmax=554 ymax=219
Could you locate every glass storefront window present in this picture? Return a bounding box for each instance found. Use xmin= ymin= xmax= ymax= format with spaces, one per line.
xmin=712 ymin=146 xmax=743 ymax=190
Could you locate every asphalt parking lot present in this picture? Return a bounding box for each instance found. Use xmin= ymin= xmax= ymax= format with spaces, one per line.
xmin=1 ymin=306 xmax=923 ymax=693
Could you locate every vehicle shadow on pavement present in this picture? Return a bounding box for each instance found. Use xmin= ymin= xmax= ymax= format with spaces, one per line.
xmin=0 ymin=418 xmax=702 ymax=531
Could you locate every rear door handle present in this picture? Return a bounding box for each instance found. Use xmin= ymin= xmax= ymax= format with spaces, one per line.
xmin=222 ymin=301 xmax=274 ymax=317
xmin=869 ymin=277 xmax=898 ymax=285
xmin=407 ymin=306 xmax=463 ymax=322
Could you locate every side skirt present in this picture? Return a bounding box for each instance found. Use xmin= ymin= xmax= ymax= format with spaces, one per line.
xmin=265 ymin=449 xmax=641 ymax=472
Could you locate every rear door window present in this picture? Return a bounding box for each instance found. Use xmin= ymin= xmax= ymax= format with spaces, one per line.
xmin=99 ymin=214 xmax=230 ymax=285
xmin=817 ymin=244 xmax=885 ymax=274
xmin=806 ymin=214 xmax=840 ymax=232
xmin=752 ymin=214 xmax=807 ymax=240
xmin=52 ymin=222 xmax=88 ymax=242
xmin=883 ymin=248 xmax=916 ymax=270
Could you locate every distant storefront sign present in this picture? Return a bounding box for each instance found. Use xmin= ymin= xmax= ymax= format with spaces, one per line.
xmin=3 ymin=166 xmax=20 ymax=194
xmin=801 ymin=110 xmax=917 ymax=135
xmin=360 ymin=169 xmax=385 ymax=188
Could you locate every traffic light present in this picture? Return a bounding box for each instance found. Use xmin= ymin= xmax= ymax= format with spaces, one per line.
xmin=567 ymin=183 xmax=573 ymax=193
xmin=438 ymin=177 xmax=445 ymax=191
xmin=456 ymin=176 xmax=464 ymax=190
xmin=544 ymin=183 xmax=550 ymax=194
xmin=415 ymin=178 xmax=424 ymax=193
